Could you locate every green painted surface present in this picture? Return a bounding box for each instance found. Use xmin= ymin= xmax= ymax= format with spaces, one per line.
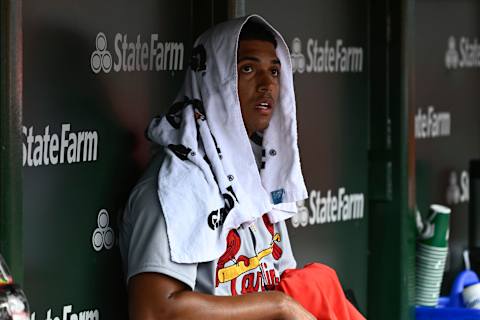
xmin=415 ymin=0 xmax=480 ymax=294
xmin=22 ymin=0 xmax=196 ymax=318
xmin=0 ymin=0 xmax=24 ymax=284
xmin=367 ymin=0 xmax=416 ymax=319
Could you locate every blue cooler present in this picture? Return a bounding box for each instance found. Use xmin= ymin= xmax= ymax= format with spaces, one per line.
xmin=416 ymin=270 xmax=480 ymax=319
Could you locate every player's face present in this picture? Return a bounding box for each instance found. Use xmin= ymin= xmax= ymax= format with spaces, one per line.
xmin=237 ymin=40 xmax=280 ymax=137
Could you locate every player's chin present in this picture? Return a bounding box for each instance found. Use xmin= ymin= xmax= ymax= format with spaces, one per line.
xmin=255 ymin=119 xmax=272 ymax=133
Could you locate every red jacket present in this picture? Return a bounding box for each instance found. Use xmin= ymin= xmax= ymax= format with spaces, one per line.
xmin=276 ymin=263 xmax=366 ymax=320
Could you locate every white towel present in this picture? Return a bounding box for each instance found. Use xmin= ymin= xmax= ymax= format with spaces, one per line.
xmin=147 ymin=14 xmax=307 ymax=264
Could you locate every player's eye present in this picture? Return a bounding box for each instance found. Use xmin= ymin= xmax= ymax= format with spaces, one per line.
xmin=271 ymin=68 xmax=280 ymax=77
xmin=240 ymin=65 xmax=253 ymax=73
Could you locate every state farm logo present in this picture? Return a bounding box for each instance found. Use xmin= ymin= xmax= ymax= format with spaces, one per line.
xmin=290 ymin=37 xmax=364 ymax=74
xmin=445 ymin=36 xmax=480 ymax=69
xmin=30 ymin=305 xmax=99 ymax=320
xmin=291 ymin=38 xmax=306 ymax=73
xmin=92 ymin=209 xmax=114 ymax=251
xmin=445 ymin=36 xmax=459 ymax=69
xmin=414 ymin=106 xmax=451 ymax=139
xmin=291 ymin=188 xmax=365 ymax=228
xmin=91 ymin=32 xmax=112 ymax=74
xmin=22 ymin=123 xmax=98 ymax=167
xmin=446 ymin=170 xmax=469 ymax=205
xmin=90 ymin=32 xmax=184 ymax=74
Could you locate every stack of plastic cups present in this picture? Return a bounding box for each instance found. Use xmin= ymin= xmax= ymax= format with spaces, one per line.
xmin=416 ymin=204 xmax=451 ymax=307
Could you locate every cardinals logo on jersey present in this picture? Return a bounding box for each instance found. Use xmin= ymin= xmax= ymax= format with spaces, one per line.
xmin=215 ymin=214 xmax=283 ymax=295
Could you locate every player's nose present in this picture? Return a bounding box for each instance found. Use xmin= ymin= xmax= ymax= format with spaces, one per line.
xmin=257 ymin=70 xmax=275 ymax=92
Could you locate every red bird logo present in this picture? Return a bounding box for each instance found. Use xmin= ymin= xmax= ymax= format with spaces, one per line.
xmin=215 ymin=230 xmax=251 ymax=287
xmin=262 ymin=214 xmax=283 ymax=260
xmin=215 ymin=214 xmax=283 ymax=288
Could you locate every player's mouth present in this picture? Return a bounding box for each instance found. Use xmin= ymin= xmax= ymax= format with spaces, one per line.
xmin=255 ymin=98 xmax=274 ymax=114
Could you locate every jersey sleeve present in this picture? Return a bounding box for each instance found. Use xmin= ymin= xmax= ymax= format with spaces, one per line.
xmin=276 ymin=220 xmax=297 ymax=274
xmin=119 ymin=157 xmax=198 ymax=290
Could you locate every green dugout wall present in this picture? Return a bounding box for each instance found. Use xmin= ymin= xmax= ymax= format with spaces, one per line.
xmin=1 ymin=0 xmax=23 ymax=285
xmin=414 ymin=0 xmax=480 ymax=295
xmin=20 ymin=1 xmax=198 ymax=319
xmin=4 ymin=0 xmax=480 ymax=320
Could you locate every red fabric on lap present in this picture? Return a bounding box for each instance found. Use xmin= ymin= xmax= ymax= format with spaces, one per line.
xmin=276 ymin=263 xmax=366 ymax=320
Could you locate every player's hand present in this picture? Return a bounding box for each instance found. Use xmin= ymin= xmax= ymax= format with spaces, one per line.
xmin=279 ymin=292 xmax=316 ymax=320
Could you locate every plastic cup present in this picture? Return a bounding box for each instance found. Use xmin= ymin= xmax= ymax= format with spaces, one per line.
xmin=420 ymin=204 xmax=451 ymax=248
xmin=416 ymin=205 xmax=451 ymax=307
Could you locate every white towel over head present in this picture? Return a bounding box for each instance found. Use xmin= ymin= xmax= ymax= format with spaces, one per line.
xmin=147 ymin=14 xmax=307 ymax=264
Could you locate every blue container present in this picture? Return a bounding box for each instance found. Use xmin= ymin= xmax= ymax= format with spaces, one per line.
xmin=416 ymin=270 xmax=480 ymax=319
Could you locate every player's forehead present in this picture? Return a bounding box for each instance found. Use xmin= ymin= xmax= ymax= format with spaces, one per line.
xmin=237 ymin=40 xmax=280 ymax=65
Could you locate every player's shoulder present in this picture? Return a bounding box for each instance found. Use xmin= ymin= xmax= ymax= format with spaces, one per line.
xmin=139 ymin=149 xmax=167 ymax=184
xmin=132 ymin=150 xmax=166 ymax=192
xmin=124 ymin=150 xmax=167 ymax=220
